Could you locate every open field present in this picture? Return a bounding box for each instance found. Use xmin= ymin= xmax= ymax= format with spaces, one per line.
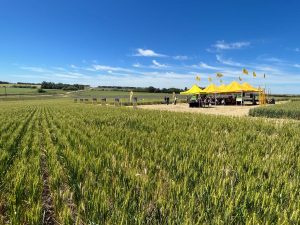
xmin=72 ymin=89 xmax=187 ymax=104
xmin=1 ymin=99 xmax=300 ymax=224
xmin=249 ymin=101 xmax=300 ymax=120
xmin=0 ymin=87 xmax=67 ymax=96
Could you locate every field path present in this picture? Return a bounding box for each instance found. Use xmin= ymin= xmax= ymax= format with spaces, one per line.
xmin=136 ymin=103 xmax=259 ymax=117
xmin=37 ymin=108 xmax=57 ymax=225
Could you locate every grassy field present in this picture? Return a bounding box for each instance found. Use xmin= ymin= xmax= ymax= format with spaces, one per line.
xmin=1 ymin=99 xmax=300 ymax=224
xmin=72 ymin=89 xmax=187 ymax=104
xmin=0 ymin=87 xmax=68 ymax=96
xmin=249 ymin=101 xmax=300 ymax=120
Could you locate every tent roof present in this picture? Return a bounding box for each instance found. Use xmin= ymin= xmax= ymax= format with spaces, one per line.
xmin=217 ymin=84 xmax=227 ymax=92
xmin=180 ymin=84 xmax=204 ymax=95
xmin=221 ymin=81 xmax=244 ymax=93
xmin=203 ymin=83 xmax=219 ymax=93
xmin=241 ymin=82 xmax=260 ymax=92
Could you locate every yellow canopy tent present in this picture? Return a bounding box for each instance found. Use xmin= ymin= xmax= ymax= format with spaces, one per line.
xmin=217 ymin=84 xmax=227 ymax=93
xmin=180 ymin=84 xmax=205 ymax=95
xmin=203 ymin=83 xmax=219 ymax=93
xmin=221 ymin=81 xmax=244 ymax=93
xmin=241 ymin=82 xmax=260 ymax=92
xmin=202 ymin=83 xmax=220 ymax=106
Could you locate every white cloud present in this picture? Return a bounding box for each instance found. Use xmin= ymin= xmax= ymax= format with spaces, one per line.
xmin=173 ymin=55 xmax=189 ymax=60
xmin=52 ymin=67 xmax=67 ymax=71
xmin=257 ymin=55 xmax=284 ymax=63
xmin=92 ymin=64 xmax=134 ymax=73
xmin=198 ymin=62 xmax=220 ymax=70
xmin=253 ymin=65 xmax=279 ymax=73
xmin=134 ymin=48 xmax=167 ymax=57
xmin=213 ymin=40 xmax=250 ymax=50
xmin=70 ymin=64 xmax=78 ymax=69
xmin=263 ymin=57 xmax=283 ymax=63
xmin=20 ymin=66 xmax=50 ymax=73
xmin=133 ymin=63 xmax=142 ymax=68
xmin=216 ymin=55 xmax=243 ymax=67
xmin=152 ymin=60 xmax=168 ymax=68
xmin=11 ymin=60 xmax=300 ymax=94
xmin=295 ymin=48 xmax=300 ymax=52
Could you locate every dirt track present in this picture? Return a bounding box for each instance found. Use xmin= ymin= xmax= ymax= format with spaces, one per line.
xmin=137 ymin=103 xmax=259 ymax=117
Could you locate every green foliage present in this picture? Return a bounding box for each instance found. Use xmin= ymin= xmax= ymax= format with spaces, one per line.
xmin=41 ymin=81 xmax=87 ymax=90
xmin=249 ymin=101 xmax=300 ymax=120
xmin=37 ymin=88 xmax=46 ymax=93
xmin=1 ymin=100 xmax=300 ymax=224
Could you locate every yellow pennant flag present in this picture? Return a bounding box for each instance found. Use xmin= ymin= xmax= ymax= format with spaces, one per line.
xmin=195 ymin=75 xmax=201 ymax=81
xmin=239 ymin=76 xmax=242 ymax=81
xmin=216 ymin=72 xmax=223 ymax=78
xmin=253 ymin=72 xmax=257 ymax=77
xmin=208 ymin=77 xmax=212 ymax=82
xmin=243 ymin=68 xmax=249 ymax=75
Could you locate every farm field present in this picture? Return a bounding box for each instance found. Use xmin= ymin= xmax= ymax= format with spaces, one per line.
xmin=0 ymin=87 xmax=67 ymax=96
xmin=72 ymin=89 xmax=187 ymax=104
xmin=1 ymin=99 xmax=300 ymax=224
xmin=249 ymin=101 xmax=300 ymax=120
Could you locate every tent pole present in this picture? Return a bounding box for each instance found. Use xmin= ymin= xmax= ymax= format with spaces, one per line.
xmin=241 ymin=91 xmax=243 ymax=106
xmin=215 ymin=93 xmax=216 ymax=106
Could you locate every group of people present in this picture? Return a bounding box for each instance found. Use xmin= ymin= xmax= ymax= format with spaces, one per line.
xmin=164 ymin=96 xmax=178 ymax=105
xmin=189 ymin=95 xmax=230 ymax=108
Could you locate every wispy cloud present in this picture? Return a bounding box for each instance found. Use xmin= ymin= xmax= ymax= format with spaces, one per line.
xmin=173 ymin=55 xmax=189 ymax=60
xmin=20 ymin=66 xmax=51 ymax=73
xmin=20 ymin=65 xmax=91 ymax=81
xmin=216 ymin=55 xmax=244 ymax=67
xmin=263 ymin=57 xmax=283 ymax=63
xmin=91 ymin=64 xmax=134 ymax=73
xmin=257 ymin=55 xmax=284 ymax=63
xmin=152 ymin=60 xmax=168 ymax=68
xmin=10 ymin=58 xmax=300 ymax=94
xmin=208 ymin=40 xmax=250 ymax=52
xmin=132 ymin=63 xmax=142 ymax=68
xmin=198 ymin=62 xmax=220 ymax=70
xmin=70 ymin=64 xmax=78 ymax=69
xmin=133 ymin=48 xmax=167 ymax=57
xmin=294 ymin=48 xmax=300 ymax=52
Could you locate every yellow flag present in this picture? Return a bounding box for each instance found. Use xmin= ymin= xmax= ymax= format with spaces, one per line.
xmin=243 ymin=68 xmax=249 ymax=75
xmin=208 ymin=77 xmax=212 ymax=82
xmin=239 ymin=76 xmax=242 ymax=81
xmin=195 ymin=75 xmax=201 ymax=81
xmin=216 ymin=72 xmax=223 ymax=78
xmin=253 ymin=72 xmax=257 ymax=77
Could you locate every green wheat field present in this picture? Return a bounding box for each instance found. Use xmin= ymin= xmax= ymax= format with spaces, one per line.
xmin=1 ymin=99 xmax=300 ymax=224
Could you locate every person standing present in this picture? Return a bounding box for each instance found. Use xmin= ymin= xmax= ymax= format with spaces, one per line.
xmin=174 ymin=96 xmax=177 ymax=105
xmin=129 ymin=91 xmax=133 ymax=103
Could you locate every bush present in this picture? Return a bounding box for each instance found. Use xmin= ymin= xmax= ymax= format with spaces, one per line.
xmin=37 ymin=88 xmax=46 ymax=93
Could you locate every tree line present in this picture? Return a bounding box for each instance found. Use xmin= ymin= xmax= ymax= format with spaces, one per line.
xmin=41 ymin=81 xmax=87 ymax=91
xmin=97 ymin=86 xmax=186 ymax=93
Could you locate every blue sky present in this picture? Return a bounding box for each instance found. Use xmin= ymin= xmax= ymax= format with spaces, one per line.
xmin=1 ymin=0 xmax=300 ymax=94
